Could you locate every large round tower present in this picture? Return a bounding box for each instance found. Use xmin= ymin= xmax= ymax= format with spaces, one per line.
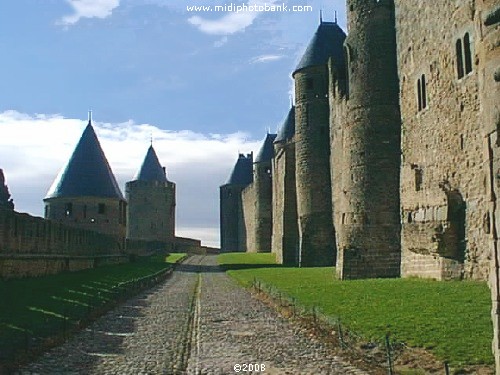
xmin=292 ymin=21 xmax=345 ymax=266
xmin=43 ymin=115 xmax=126 ymax=243
xmin=336 ymin=0 xmax=401 ymax=279
xmin=126 ymin=145 xmax=176 ymax=245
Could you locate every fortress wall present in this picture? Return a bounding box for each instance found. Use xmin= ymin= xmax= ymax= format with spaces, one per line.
xmin=241 ymin=183 xmax=256 ymax=252
xmin=220 ymin=185 xmax=247 ymax=252
xmin=396 ymin=0 xmax=490 ymax=280
xmin=271 ymin=143 xmax=298 ymax=265
xmin=253 ymin=161 xmax=273 ymax=253
xmin=0 ymin=207 xmax=126 ymax=279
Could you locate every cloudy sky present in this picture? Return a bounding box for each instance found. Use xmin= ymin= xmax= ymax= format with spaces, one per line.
xmin=0 ymin=0 xmax=346 ymax=247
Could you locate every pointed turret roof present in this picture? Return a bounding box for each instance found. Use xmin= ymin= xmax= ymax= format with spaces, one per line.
xmin=275 ymin=106 xmax=295 ymax=143
xmin=45 ymin=120 xmax=124 ymax=200
xmin=132 ymin=145 xmax=168 ymax=182
xmin=224 ymin=153 xmax=253 ymax=186
xmin=293 ymin=21 xmax=346 ymax=76
xmin=255 ymin=133 xmax=277 ymax=163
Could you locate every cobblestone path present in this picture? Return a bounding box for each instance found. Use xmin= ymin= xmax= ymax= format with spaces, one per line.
xmin=18 ymin=255 xmax=367 ymax=374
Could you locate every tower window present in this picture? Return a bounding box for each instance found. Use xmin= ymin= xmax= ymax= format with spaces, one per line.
xmin=421 ymin=74 xmax=427 ymax=109
xmin=463 ymin=33 xmax=472 ymax=74
xmin=456 ymin=33 xmax=473 ymax=79
xmin=416 ymin=74 xmax=427 ymax=112
xmin=415 ymin=168 xmax=423 ymax=191
xmin=98 ymin=203 xmax=106 ymax=214
xmin=65 ymin=203 xmax=73 ymax=217
xmin=456 ymin=39 xmax=464 ymax=79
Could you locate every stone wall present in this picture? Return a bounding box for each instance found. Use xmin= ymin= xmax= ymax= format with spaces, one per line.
xmin=253 ymin=159 xmax=273 ymax=253
xmin=220 ymin=185 xmax=247 ymax=252
xmin=241 ymin=184 xmax=256 ymax=252
xmin=126 ymin=180 xmax=176 ymax=243
xmin=396 ymin=0 xmax=491 ymax=280
xmin=271 ymin=142 xmax=299 ymax=265
xmin=294 ymin=64 xmax=336 ymax=267
xmin=333 ymin=0 xmax=402 ymax=279
xmin=0 ymin=207 xmax=126 ymax=279
xmin=44 ymin=196 xmax=127 ymax=242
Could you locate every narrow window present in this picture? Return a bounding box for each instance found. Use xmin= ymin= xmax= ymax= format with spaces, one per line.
xmin=456 ymin=39 xmax=464 ymax=79
xmin=417 ymin=79 xmax=422 ymax=111
xmin=415 ymin=168 xmax=423 ymax=191
xmin=98 ymin=203 xmax=106 ymax=214
xmin=83 ymin=204 xmax=87 ymax=219
xmin=65 ymin=203 xmax=72 ymax=217
xmin=464 ymin=33 xmax=472 ymax=74
xmin=44 ymin=205 xmax=49 ymax=218
xmin=421 ymin=74 xmax=427 ymax=109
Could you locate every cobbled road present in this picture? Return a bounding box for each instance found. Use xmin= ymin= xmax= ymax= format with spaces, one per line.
xmin=18 ymin=255 xmax=367 ymax=375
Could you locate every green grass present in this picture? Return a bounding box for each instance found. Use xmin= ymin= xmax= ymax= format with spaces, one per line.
xmin=218 ymin=252 xmax=277 ymax=269
xmin=0 ymin=253 xmax=186 ymax=362
xmin=218 ymin=253 xmax=493 ymax=367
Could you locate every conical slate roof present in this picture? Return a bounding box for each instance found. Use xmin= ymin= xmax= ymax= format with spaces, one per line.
xmin=45 ymin=121 xmax=124 ymax=200
xmin=224 ymin=153 xmax=253 ymax=186
xmin=275 ymin=106 xmax=295 ymax=143
xmin=132 ymin=145 xmax=168 ymax=182
xmin=293 ymin=21 xmax=346 ymax=76
xmin=255 ymin=133 xmax=277 ymax=163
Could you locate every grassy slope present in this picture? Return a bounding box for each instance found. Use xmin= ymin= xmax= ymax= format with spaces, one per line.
xmin=0 ymin=253 xmax=186 ymax=361
xmin=218 ymin=253 xmax=493 ymax=366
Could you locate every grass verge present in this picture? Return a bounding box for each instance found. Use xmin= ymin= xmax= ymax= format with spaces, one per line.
xmin=0 ymin=253 xmax=186 ymax=366
xmin=218 ymin=252 xmax=493 ymax=367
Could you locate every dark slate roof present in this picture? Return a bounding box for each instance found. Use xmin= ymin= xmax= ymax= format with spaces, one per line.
xmin=275 ymin=106 xmax=295 ymax=143
xmin=224 ymin=153 xmax=253 ymax=186
xmin=255 ymin=133 xmax=277 ymax=163
xmin=132 ymin=145 xmax=168 ymax=182
xmin=45 ymin=121 xmax=124 ymax=200
xmin=293 ymin=21 xmax=346 ymax=76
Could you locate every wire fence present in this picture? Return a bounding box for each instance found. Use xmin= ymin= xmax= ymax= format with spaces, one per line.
xmin=251 ymin=277 xmax=453 ymax=375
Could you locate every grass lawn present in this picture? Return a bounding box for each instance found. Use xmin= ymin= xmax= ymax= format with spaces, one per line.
xmin=218 ymin=252 xmax=493 ymax=367
xmin=0 ymin=253 xmax=186 ymax=362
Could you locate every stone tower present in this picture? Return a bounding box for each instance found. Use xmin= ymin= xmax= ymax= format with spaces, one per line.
xmin=44 ymin=115 xmax=127 ymax=243
xmin=292 ymin=20 xmax=345 ymax=266
xmin=220 ymin=153 xmax=253 ymax=252
xmin=125 ymin=145 xmax=176 ymax=245
xmin=253 ymin=133 xmax=277 ymax=253
xmin=335 ymin=0 xmax=401 ymax=279
xmin=272 ymin=106 xmax=299 ymax=265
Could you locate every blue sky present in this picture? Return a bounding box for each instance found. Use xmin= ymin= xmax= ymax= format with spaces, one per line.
xmin=0 ymin=0 xmax=346 ymax=246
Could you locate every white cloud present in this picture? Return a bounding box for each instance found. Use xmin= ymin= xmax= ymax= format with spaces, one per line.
xmin=188 ymin=0 xmax=278 ymax=35
xmin=250 ymin=54 xmax=284 ymax=64
xmin=59 ymin=0 xmax=120 ymax=25
xmin=0 ymin=110 xmax=260 ymax=247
